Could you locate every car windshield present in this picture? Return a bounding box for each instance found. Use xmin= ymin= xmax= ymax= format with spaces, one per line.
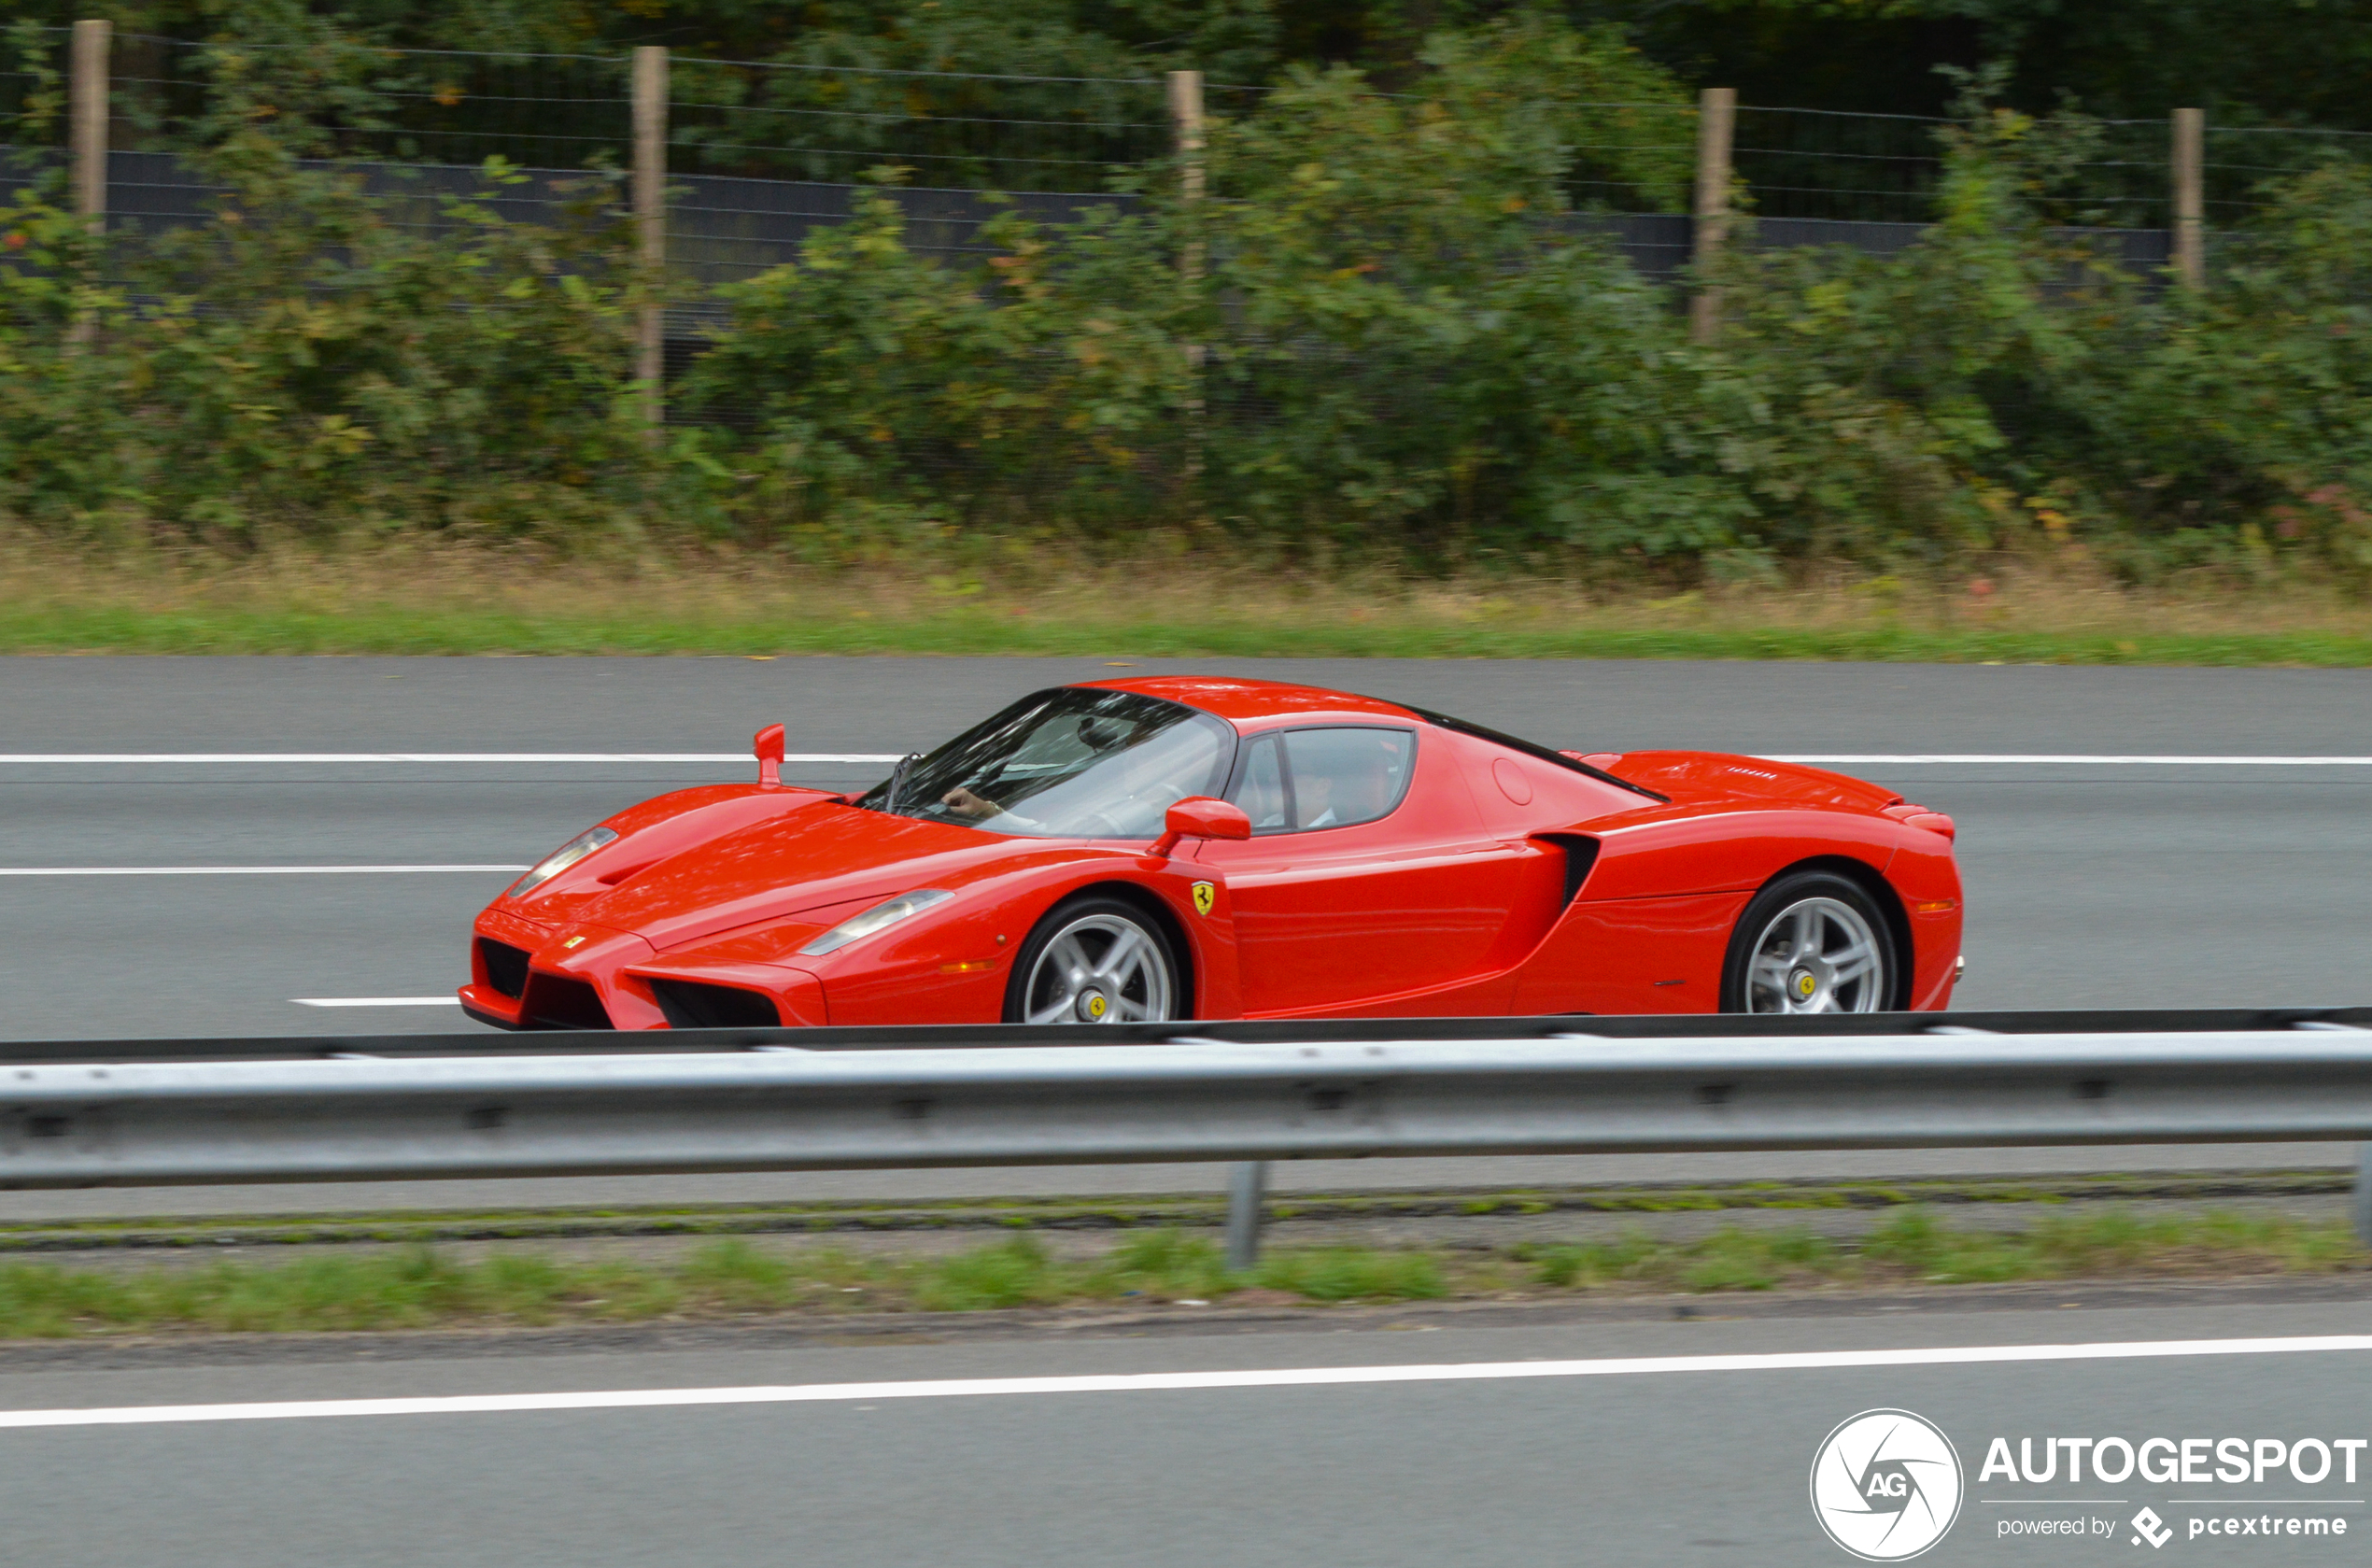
xmin=856 ymin=687 xmax=1235 ymax=840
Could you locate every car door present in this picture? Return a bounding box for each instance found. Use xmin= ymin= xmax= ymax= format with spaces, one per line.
xmin=1192 ymin=725 xmax=1549 ymax=1015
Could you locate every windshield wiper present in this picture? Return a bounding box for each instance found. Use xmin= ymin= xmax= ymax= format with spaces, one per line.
xmin=883 ymin=752 xmax=919 ymax=814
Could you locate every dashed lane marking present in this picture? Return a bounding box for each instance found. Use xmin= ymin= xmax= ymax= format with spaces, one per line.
xmin=0 ymin=753 xmax=896 ymax=764
xmin=291 ymin=997 xmax=465 ymax=1008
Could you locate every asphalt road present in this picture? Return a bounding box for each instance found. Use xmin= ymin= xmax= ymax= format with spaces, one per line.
xmin=2 ymin=655 xmax=2368 ymax=1218
xmin=3 ymin=1296 xmax=2367 ymax=1566
xmin=6 ymin=657 xmax=2370 ymax=1565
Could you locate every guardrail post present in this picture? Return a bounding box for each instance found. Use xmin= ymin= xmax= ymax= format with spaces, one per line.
xmin=1224 ymin=1160 xmax=1266 ymax=1272
xmin=2171 ymin=106 xmax=2204 ymax=290
xmin=2355 ymin=1145 xmax=2372 ymax=1251
xmin=1687 ymin=87 xmax=1735 ymax=346
xmin=631 ymin=45 xmax=668 ymax=440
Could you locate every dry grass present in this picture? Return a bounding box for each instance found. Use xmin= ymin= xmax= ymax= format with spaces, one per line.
xmin=4 ymin=537 xmax=2370 ymax=663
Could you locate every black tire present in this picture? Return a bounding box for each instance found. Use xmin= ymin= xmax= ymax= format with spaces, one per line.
xmin=1718 ymin=869 xmax=1899 ymax=1014
xmin=1002 ymin=894 xmax=1184 ymax=1024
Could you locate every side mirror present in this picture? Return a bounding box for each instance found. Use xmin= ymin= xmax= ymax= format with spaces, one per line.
xmin=754 ymin=723 xmax=786 ymax=789
xmin=1149 ymin=796 xmax=1252 ymax=859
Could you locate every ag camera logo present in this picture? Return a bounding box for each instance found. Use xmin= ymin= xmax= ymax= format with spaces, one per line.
xmin=1811 ymin=1408 xmax=1966 ymax=1561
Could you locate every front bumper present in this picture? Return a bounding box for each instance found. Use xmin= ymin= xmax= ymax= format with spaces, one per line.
xmin=464 ymin=908 xmax=826 ymax=1030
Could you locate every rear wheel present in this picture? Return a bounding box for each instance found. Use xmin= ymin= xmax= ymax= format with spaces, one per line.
xmin=1720 ymin=870 xmax=1897 ymax=1014
xmin=1005 ymin=896 xmax=1181 ymax=1024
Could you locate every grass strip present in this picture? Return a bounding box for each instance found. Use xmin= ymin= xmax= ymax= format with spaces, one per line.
xmin=0 ymin=1174 xmax=2349 ymax=1254
xmin=10 ymin=598 xmax=2372 ymax=666
xmin=7 ymin=547 xmax=2372 ymax=665
xmin=0 ymin=1209 xmax=2359 ymax=1338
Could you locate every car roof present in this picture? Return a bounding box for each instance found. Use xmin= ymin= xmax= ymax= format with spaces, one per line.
xmin=1072 ymin=675 xmax=1423 ymax=725
xmin=1076 ymin=675 xmax=1669 ymax=802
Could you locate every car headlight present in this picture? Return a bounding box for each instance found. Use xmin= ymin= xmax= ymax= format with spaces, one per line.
xmin=509 ymin=827 xmax=618 ymax=897
xmin=799 ymin=889 xmax=953 ymax=955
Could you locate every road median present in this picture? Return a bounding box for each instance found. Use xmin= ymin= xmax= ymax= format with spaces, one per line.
xmin=0 ymin=1200 xmax=2360 ymax=1341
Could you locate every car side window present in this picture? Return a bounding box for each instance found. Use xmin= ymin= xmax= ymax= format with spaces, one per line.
xmin=1232 ymin=733 xmax=1292 ymax=831
xmin=1228 ymin=727 xmax=1415 ymax=834
xmin=1283 ymin=728 xmax=1413 ymax=829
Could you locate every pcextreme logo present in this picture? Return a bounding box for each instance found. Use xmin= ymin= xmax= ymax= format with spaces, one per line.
xmin=1812 ymin=1408 xmax=1967 ymax=1561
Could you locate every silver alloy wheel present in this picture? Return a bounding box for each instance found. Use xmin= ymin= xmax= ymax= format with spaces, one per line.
xmin=1021 ymin=912 xmax=1175 ymax=1024
xmin=1744 ymin=897 xmax=1887 ymax=1014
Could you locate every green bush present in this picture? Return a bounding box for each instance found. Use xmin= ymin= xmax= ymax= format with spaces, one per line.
xmin=0 ymin=17 xmax=653 ymax=544
xmin=8 ymin=12 xmax=2372 ymax=585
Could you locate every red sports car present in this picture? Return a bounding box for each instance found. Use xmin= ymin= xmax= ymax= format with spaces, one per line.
xmin=460 ymin=677 xmax=1962 ymax=1031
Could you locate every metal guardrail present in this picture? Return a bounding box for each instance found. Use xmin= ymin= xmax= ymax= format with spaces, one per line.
xmin=4 ymin=1024 xmax=2370 ymax=1260
xmin=10 ymin=1006 xmax=2369 ymax=1065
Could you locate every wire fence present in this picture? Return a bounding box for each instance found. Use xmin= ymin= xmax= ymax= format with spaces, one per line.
xmin=0 ymin=25 xmax=64 ymax=139
xmin=1563 ymin=101 xmax=1695 ymax=216
xmin=0 ymin=25 xmax=65 ymax=213
xmin=86 ymin=37 xmax=1169 ymax=192
xmin=10 ymin=33 xmax=2372 ymax=297
xmin=671 ymin=55 xmax=1167 ymax=189
xmin=360 ymin=48 xmax=632 ymax=170
xmin=1733 ymin=106 xmax=1945 ymax=224
xmin=2205 ymin=124 xmax=2372 ymax=224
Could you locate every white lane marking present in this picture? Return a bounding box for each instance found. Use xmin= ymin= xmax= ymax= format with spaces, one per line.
xmin=0 ymin=753 xmax=897 ymax=764
xmin=6 ymin=752 xmax=2369 ymax=768
xmin=1769 ymin=755 xmax=2372 ymax=766
xmin=0 ymin=865 xmax=529 ymax=877
xmin=291 ymin=997 xmax=464 ymax=1009
xmin=4 ymin=1335 xmax=2367 ymax=1431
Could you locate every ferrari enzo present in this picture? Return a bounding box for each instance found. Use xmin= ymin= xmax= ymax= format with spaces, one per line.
xmin=460 ymin=677 xmax=1962 ymax=1030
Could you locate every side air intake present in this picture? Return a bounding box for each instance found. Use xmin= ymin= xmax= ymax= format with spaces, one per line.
xmin=1533 ymin=833 xmax=1602 ymax=906
xmin=648 ymin=980 xmax=783 ymax=1030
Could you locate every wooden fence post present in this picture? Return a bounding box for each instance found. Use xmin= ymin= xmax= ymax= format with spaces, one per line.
xmin=1167 ymin=69 xmax=1206 ymax=208
xmin=2171 ymin=106 xmax=2205 ymax=290
xmin=631 ymin=46 xmax=668 ymax=439
xmin=1688 ymin=87 xmax=1735 ymax=346
xmin=1168 ymin=70 xmax=1207 ymax=483
xmin=70 ymin=20 xmax=109 ymax=229
xmin=66 ymin=19 xmax=109 ymax=347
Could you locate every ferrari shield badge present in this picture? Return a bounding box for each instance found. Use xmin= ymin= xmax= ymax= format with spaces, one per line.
xmin=1191 ymin=881 xmax=1217 ymax=918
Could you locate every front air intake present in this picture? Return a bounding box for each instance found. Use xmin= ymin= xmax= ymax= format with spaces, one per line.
xmin=477 ymin=939 xmax=531 ymax=999
xmin=648 ymin=980 xmax=783 ymax=1030
xmin=520 ymin=973 xmax=613 ymax=1030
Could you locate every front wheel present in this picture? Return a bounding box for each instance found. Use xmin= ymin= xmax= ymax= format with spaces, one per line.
xmin=1004 ymin=896 xmax=1181 ymax=1024
xmin=1719 ymin=870 xmax=1897 ymax=1014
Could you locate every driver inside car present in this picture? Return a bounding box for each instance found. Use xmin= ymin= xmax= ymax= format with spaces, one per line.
xmin=939 ymin=715 xmax=1154 ymax=823
xmin=938 ymin=713 xmax=1207 ymax=835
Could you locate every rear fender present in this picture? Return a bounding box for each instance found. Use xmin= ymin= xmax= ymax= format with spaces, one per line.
xmin=1600 ymin=752 xmax=1903 ymax=812
xmin=1882 ymin=835 xmax=1965 ymax=1010
xmin=1581 ymin=808 xmax=1900 ymax=900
